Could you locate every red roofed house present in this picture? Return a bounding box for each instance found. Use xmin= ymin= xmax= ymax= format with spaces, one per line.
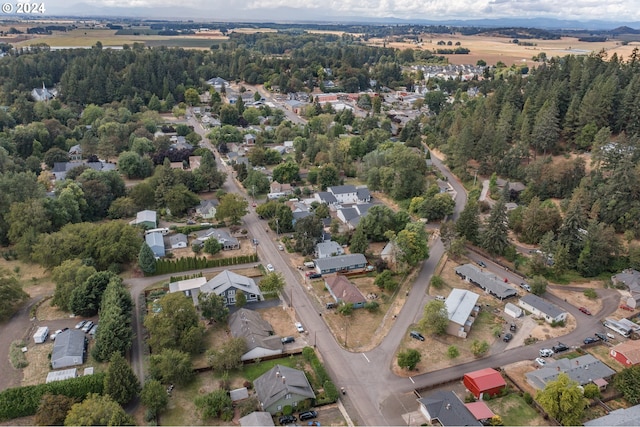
xmin=610 ymin=340 xmax=640 ymax=366
xmin=463 ymin=368 xmax=506 ymax=399
xmin=324 ymin=274 xmax=366 ymax=309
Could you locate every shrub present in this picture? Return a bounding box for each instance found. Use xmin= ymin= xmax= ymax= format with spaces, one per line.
xmin=584 ymin=288 xmax=597 ymax=299
xmin=430 ymin=275 xmax=445 ymax=289
xmin=324 ymin=380 xmax=339 ymax=402
xmin=464 ymin=393 xmax=476 ymax=403
xmin=447 ymin=346 xmax=459 ymax=359
xmin=144 ymin=408 xmax=157 ymax=423
xmin=583 ymin=383 xmax=600 ymax=399
xmin=9 ymin=341 xmax=28 ymax=369
xmin=522 ymin=392 xmax=533 ymax=404
xmin=364 ymin=301 xmax=379 ymax=312
xmin=282 ymin=405 xmax=293 ymax=415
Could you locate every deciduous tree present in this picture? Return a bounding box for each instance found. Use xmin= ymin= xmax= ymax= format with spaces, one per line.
xmin=140 ymin=380 xmax=168 ymax=415
xmin=418 ymin=301 xmax=448 ymax=335
xmin=536 ymin=373 xmax=587 ymax=425
xmin=64 ymin=393 xmax=134 ymax=426
xmin=149 ymin=348 xmax=194 ymax=386
xmin=215 ymin=193 xmax=248 ymax=225
xmin=397 ymin=349 xmax=421 ymax=370
xmin=198 ymin=292 xmax=229 ymax=323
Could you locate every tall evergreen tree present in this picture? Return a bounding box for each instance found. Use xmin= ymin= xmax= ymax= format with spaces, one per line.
xmin=104 ymin=352 xmax=140 ymax=406
xmin=480 ymin=198 xmax=510 ymax=256
xmin=138 ymin=243 xmax=156 ymax=274
xmin=455 ymin=199 xmax=480 ymax=244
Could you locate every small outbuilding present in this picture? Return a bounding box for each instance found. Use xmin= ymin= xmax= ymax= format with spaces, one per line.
xmin=46 ymin=368 xmax=78 ymax=383
xmin=463 ymin=368 xmax=506 ymax=399
xmin=610 ymin=340 xmax=640 ymax=367
xmin=504 ymin=302 xmax=523 ymax=318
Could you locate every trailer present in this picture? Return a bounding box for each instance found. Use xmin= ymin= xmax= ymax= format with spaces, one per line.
xmin=33 ymin=326 xmax=49 ymax=344
xmin=604 ymin=318 xmax=631 ymax=338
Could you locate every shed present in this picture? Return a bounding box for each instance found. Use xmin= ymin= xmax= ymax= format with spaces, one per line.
xmin=230 ymin=387 xmax=249 ymax=402
xmin=51 ymin=330 xmax=85 ymax=369
xmin=463 ymin=368 xmax=506 ymax=399
xmin=239 ymin=412 xmax=275 ymax=427
xmin=465 ymin=401 xmax=495 ymax=422
xmin=610 ymin=340 xmax=640 ymax=366
xmin=504 ymin=302 xmax=523 ymax=318
xmin=134 ymin=210 xmax=157 ymax=229
xmin=46 ymin=368 xmax=78 ymax=383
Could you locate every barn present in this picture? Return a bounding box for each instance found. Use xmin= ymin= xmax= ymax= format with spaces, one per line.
xmin=463 ymin=368 xmax=506 ymax=399
xmin=610 ymin=340 xmax=640 ymax=367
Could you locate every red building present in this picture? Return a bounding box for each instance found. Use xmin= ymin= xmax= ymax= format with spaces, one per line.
xmin=610 ymin=340 xmax=640 ymax=366
xmin=463 ymin=368 xmax=506 ymax=399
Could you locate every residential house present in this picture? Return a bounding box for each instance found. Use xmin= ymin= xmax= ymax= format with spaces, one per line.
xmin=526 ymin=354 xmax=615 ymax=390
xmin=254 ymin=364 xmax=316 ymax=414
xmin=315 ymin=192 xmax=338 ymax=206
xmin=496 ymin=179 xmax=526 ymax=202
xmin=133 ymin=210 xmax=157 ymax=229
xmin=244 ymin=134 xmax=256 ymax=145
xmin=314 ymin=254 xmax=368 ymax=275
xmin=200 ymin=270 xmax=262 ymax=306
xmin=336 ymin=203 xmax=374 ymax=229
xmin=610 ymin=340 xmax=640 ymax=366
xmin=228 ymin=308 xmax=282 ymax=361
xmin=169 ymin=233 xmax=188 ymax=249
xmin=380 ymin=241 xmax=398 ymax=269
xmin=31 ymin=83 xmax=57 ymax=102
xmin=169 ymin=136 xmax=193 ymax=151
xmin=444 ymin=289 xmax=480 ymax=338
xmin=270 ymin=181 xmax=293 ymax=195
xmin=612 ymin=269 xmax=640 ymax=308
xmin=51 ymin=330 xmax=85 ymax=369
xmin=68 ymin=144 xmax=82 ymax=161
xmin=315 ymin=241 xmax=345 ymax=259
xmin=284 ymin=100 xmax=305 ymax=114
xmin=324 ymin=274 xmax=366 ymax=308
xmin=464 ymin=401 xmax=495 ymax=424
xmin=145 ymin=233 xmax=165 ymax=258
xmin=292 ymin=211 xmax=313 ymax=225
xmin=239 ymin=412 xmax=275 ymax=427
xmin=206 ymin=77 xmax=228 ymax=91
xmin=328 ymin=185 xmax=362 ymax=204
xmin=454 ymin=264 xmax=518 ymax=300
xmin=417 ymin=390 xmax=481 ymax=427
xmin=194 ymin=228 xmax=240 ymax=250
xmin=46 ymin=368 xmax=78 ymax=384
xmin=519 ymin=294 xmax=567 ymax=324
xmin=168 ymin=276 xmax=208 ymax=304
xmin=52 ymin=160 xmax=116 ymax=181
xmin=463 ymin=368 xmax=506 ymax=399
xmin=584 ymin=404 xmax=640 ymax=426
xmin=196 ymin=199 xmax=218 ymax=219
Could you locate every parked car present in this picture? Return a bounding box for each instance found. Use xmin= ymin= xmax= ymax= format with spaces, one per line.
xmin=503 ymin=333 xmax=513 ymax=342
xmin=520 ymin=282 xmax=531 ymax=292
xmin=278 ymin=245 xmax=284 ymax=251
xmin=74 ymin=320 xmax=87 ymax=329
xmin=477 ymin=260 xmax=487 ymax=268
xmin=579 ymin=306 xmax=592 ymax=315
xmin=595 ymin=332 xmax=608 ymax=342
xmin=88 ymin=324 xmax=98 ymax=337
xmin=435 ymin=295 xmax=446 ymax=301
xmin=620 ymin=304 xmax=634 ymax=311
xmin=81 ymin=321 xmax=94 ymax=333
xmin=410 ymin=330 xmax=425 ymax=341
xmin=50 ymin=329 xmax=63 ymax=341
xmin=295 ymin=322 xmax=305 ymax=333
xmin=510 ymin=323 xmax=517 ymax=331
xmin=584 ymin=337 xmax=598 ymax=344
xmin=607 ymin=332 xmax=616 ymax=340
xmin=552 ymin=342 xmax=569 ymax=353
xmin=279 ymin=415 xmax=297 ymax=425
xmin=299 ymin=411 xmax=318 ymax=421
xmin=539 ymin=348 xmax=554 ymax=357
xmin=308 ymin=273 xmax=322 ymax=279
xmin=535 ymin=357 xmax=547 ymax=366
xmin=281 ymin=336 xmax=295 ymax=344
xmin=266 ymin=264 xmax=275 ymax=272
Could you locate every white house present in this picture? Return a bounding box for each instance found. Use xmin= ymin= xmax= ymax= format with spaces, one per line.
xmin=504 ymin=302 xmax=523 ymax=318
xmin=444 ymin=289 xmax=480 ymax=338
xmin=169 ymin=233 xmax=188 ymax=249
xmin=519 ymin=294 xmax=567 ymax=324
xmin=328 ymin=185 xmax=358 ymax=204
xmin=315 ymin=241 xmax=345 ymax=259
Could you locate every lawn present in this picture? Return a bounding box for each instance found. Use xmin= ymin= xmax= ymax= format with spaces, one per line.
xmin=242 ymin=354 xmax=306 ymax=381
xmin=485 ymin=393 xmax=546 ymax=426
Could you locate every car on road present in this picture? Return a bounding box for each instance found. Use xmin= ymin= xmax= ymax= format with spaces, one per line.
xmin=552 ymin=342 xmax=569 ymax=353
xmin=477 ymin=260 xmax=487 ymax=268
xmin=81 ymin=321 xmax=94 ymax=333
xmin=535 ymin=357 xmax=547 ymax=366
xmin=279 ymin=415 xmax=297 ymax=425
xmin=410 ymin=330 xmax=425 ymax=341
xmin=266 ymin=264 xmax=275 ymax=272
xmin=503 ymin=333 xmax=513 ymax=342
xmin=281 ymin=336 xmax=295 ymax=344
xmin=278 ymin=245 xmax=284 ymax=251
xmin=299 ymin=411 xmax=318 ymax=421
xmin=579 ymin=306 xmax=592 ymax=315
xmin=584 ymin=337 xmax=598 ymax=344
xmin=595 ymin=332 xmax=608 ymax=342
xmin=520 ymin=282 xmax=531 ymax=292
xmin=539 ymin=348 xmax=554 ymax=357
xmin=75 ymin=320 xmax=87 ymax=329
xmin=295 ymin=322 xmax=305 ymax=333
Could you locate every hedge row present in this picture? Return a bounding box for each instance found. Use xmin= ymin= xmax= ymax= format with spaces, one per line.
xmin=169 ymin=272 xmax=203 ymax=283
xmin=301 ymin=347 xmax=338 ymax=405
xmin=173 ymin=223 xmax=225 ymax=235
xmin=0 ymin=372 xmax=105 ymax=421
xmin=152 ymin=254 xmax=258 ymax=275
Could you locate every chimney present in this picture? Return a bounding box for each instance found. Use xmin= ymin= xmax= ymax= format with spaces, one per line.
xmin=282 ymin=376 xmax=286 ymax=384
xmin=446 ymin=404 xmax=451 ymax=410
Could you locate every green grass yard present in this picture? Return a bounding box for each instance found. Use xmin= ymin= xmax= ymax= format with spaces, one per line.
xmin=485 ymin=393 xmax=545 ymax=426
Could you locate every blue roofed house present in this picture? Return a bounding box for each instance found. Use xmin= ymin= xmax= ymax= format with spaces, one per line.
xmin=444 ymin=289 xmax=480 ymax=338
xmin=254 ymin=364 xmax=316 ymax=414
xmin=145 ymin=232 xmax=165 ymax=258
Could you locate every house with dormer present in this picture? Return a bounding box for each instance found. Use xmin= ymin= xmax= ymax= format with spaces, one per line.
xmin=228 ymin=308 xmax=282 ymax=361
xmin=254 ymin=365 xmax=316 ymax=415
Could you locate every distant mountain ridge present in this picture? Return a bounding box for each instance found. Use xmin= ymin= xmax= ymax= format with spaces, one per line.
xmin=41 ymin=3 xmax=640 ymax=31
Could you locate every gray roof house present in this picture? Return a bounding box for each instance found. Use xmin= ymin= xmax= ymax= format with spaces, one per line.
xmin=206 ymin=77 xmax=228 ymax=90
xmin=328 ymin=185 xmax=358 ymax=204
xmin=324 ymin=274 xmax=366 ymax=308
xmin=68 ymin=144 xmax=82 ymax=161
xmin=314 ymin=254 xmax=368 ymax=275
xmin=239 ymin=412 xmax=275 ymax=427
xmin=315 ymin=241 xmax=345 ymax=259
xmin=417 ymin=390 xmax=481 ymax=426
xmin=195 ymin=228 xmax=240 ymax=250
xmin=315 ymin=191 xmax=338 ymax=205
xmin=228 ymin=308 xmax=283 ymax=361
xmin=52 ymin=160 xmax=117 ymax=181
xmin=519 ymin=294 xmax=567 ymax=324
xmin=169 ymin=233 xmax=188 ymax=249
xmin=454 ymin=264 xmax=517 ymax=300
xmin=612 ymin=269 xmax=640 ymax=308
xmin=51 ymin=330 xmax=85 ymax=369
xmin=584 ymin=403 xmax=640 ymax=426
xmin=31 ymin=84 xmax=57 ymax=102
xmin=145 ymin=232 xmax=165 ymax=258
xmin=196 ymin=199 xmax=218 ymax=219
xmin=444 ymin=289 xmax=480 ymax=338
xmin=254 ymin=364 xmax=316 ymax=415
xmin=526 ymin=354 xmax=615 ymax=390
xmin=200 ymin=270 xmax=262 ymax=307
xmin=168 ymin=276 xmax=208 ymax=305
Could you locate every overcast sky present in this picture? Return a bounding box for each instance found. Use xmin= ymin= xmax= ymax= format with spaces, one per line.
xmin=43 ymin=0 xmax=640 ymax=22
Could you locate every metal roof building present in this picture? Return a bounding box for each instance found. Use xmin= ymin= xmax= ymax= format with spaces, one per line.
xmin=455 ymin=264 xmax=517 ymax=300
xmin=51 ymin=330 xmax=85 ymax=369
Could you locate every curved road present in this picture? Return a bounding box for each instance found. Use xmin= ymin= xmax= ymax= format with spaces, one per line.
xmin=125 ymin=114 xmax=622 ymax=426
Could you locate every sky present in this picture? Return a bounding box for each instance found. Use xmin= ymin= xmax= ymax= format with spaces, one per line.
xmin=42 ymin=0 xmax=640 ymax=23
